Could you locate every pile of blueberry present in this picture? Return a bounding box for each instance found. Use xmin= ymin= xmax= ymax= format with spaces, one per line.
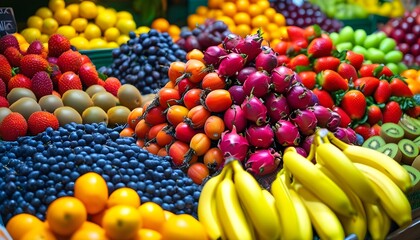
xmin=99 ymin=30 xmax=187 ymax=94
xmin=0 ymin=123 xmax=201 ymax=223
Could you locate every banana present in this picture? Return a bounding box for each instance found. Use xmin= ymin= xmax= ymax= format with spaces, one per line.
xmin=285 ymin=183 xmax=313 ymax=240
xmin=215 ymin=163 xmax=253 ymax=240
xmin=270 ymin=170 xmax=312 ymax=240
xmin=293 ymin=181 xmax=346 ymax=240
xmin=283 ymin=147 xmax=356 ymax=217
xmin=315 ymin=133 xmax=379 ymax=204
xmin=354 ymin=162 xmax=412 ymax=228
xmin=231 ymin=160 xmax=281 ymax=240
xmin=261 ymin=189 xmax=282 ymax=240
xmin=327 ymin=131 xmax=412 ymax=192
xmin=364 ymin=202 xmax=392 ymax=240
xmin=197 ymin=166 xmax=229 ymax=240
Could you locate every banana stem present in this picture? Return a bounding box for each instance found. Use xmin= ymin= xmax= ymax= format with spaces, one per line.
xmin=327 ymin=132 xmax=348 ymax=150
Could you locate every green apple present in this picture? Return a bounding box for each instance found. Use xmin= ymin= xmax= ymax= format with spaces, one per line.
xmin=363 ymin=34 xmax=381 ymax=49
xmin=336 ymin=42 xmax=353 ymax=52
xmin=398 ymin=62 xmax=408 ymax=72
xmin=329 ymin=32 xmax=340 ymax=45
xmin=384 ymin=50 xmax=403 ymax=63
xmin=366 ymin=48 xmax=385 ymax=63
xmin=386 ymin=62 xmax=399 ymax=74
xmin=379 ymin=38 xmax=397 ymax=53
xmin=354 ymin=29 xmax=367 ymax=46
xmin=352 ymin=45 xmax=368 ymax=56
xmin=339 ymin=26 xmax=355 ymax=44
xmin=376 ymin=31 xmax=388 ymax=43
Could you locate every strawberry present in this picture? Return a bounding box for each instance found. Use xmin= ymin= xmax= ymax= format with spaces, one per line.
xmin=382 ymin=101 xmax=402 ymax=124
xmin=332 ymin=106 xmax=352 ymax=128
xmin=298 ymin=71 xmax=316 ymax=89
xmin=0 ymin=54 xmax=13 ymax=84
xmin=345 ymin=50 xmax=364 ymax=70
xmin=370 ymin=123 xmax=381 ymax=136
xmin=27 ymin=111 xmax=59 ymax=135
xmin=31 ymin=71 xmax=53 ymax=99
xmin=367 ymin=104 xmax=383 ymax=126
xmin=340 ymin=90 xmax=366 ymax=120
xmin=26 ymin=40 xmax=45 ymax=55
xmin=80 ymin=54 xmax=92 ymax=65
xmin=0 ymin=96 xmax=8 ymax=108
xmin=373 ymin=80 xmax=391 ymax=104
xmin=104 ymin=77 xmax=122 ymax=96
xmin=288 ymin=54 xmax=310 ymax=71
xmin=97 ymin=79 xmax=106 ymax=86
xmin=389 ymin=78 xmax=413 ymax=97
xmin=48 ymin=34 xmax=71 ymax=57
xmin=406 ymin=105 xmax=420 ymax=118
xmin=307 ymin=36 xmax=333 ymax=58
xmin=337 ymin=62 xmax=358 ymax=82
xmin=3 ymin=47 xmax=22 ymax=67
xmin=313 ymin=88 xmax=335 ymax=109
xmin=20 ymin=54 xmax=50 ymax=78
xmin=8 ymin=74 xmax=31 ymax=90
xmin=354 ymin=77 xmax=380 ymax=96
xmin=286 ymin=26 xmax=306 ymax=42
xmin=313 ymin=56 xmax=341 ymax=73
xmin=303 ymin=25 xmax=322 ymax=41
xmin=58 ymin=71 xmax=83 ymax=95
xmin=50 ymin=64 xmax=62 ymax=89
xmin=79 ymin=63 xmax=99 ymax=87
xmin=0 ymin=112 xmax=28 ymax=141
xmin=0 ymin=35 xmax=19 ymax=54
xmin=290 ymin=38 xmax=308 ymax=53
xmin=354 ymin=123 xmax=372 ymax=141
xmin=277 ymin=55 xmax=290 ymax=66
xmin=0 ymin=78 xmax=6 ymax=97
xmin=316 ymin=70 xmax=349 ymax=92
xmin=57 ymin=50 xmax=83 ymax=73
xmin=359 ymin=63 xmax=393 ymax=78
xmin=274 ymin=41 xmax=292 ymax=55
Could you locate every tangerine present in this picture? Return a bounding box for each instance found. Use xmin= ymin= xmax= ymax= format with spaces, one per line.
xmin=138 ymin=202 xmax=166 ymax=232
xmin=6 ymin=213 xmax=44 ymax=240
xmin=74 ymin=172 xmax=108 ymax=215
xmin=160 ymin=214 xmax=207 ymax=240
xmin=102 ymin=205 xmax=142 ymax=240
xmin=107 ymin=187 xmax=141 ymax=208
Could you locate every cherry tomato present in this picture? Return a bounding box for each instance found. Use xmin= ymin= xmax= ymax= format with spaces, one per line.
xmin=183 ymin=88 xmax=203 ymax=110
xmin=144 ymin=143 xmax=160 ymax=155
xmin=147 ymin=123 xmax=167 ymax=140
xmin=186 ymin=105 xmax=211 ymax=129
xmin=187 ymin=162 xmax=210 ymax=185
xmin=136 ymin=139 xmax=145 ymax=147
xmin=174 ymin=122 xmax=200 ymax=143
xmin=204 ymin=89 xmax=232 ymax=112
xmin=127 ymin=107 xmax=144 ymax=130
xmin=185 ymin=59 xmax=207 ymax=83
xmin=168 ymin=61 xmax=185 ymax=83
xmin=201 ymin=72 xmax=226 ymax=91
xmin=186 ymin=49 xmax=205 ymax=63
xmin=203 ymin=147 xmax=224 ymax=171
xmin=157 ymin=147 xmax=168 ymax=157
xmin=156 ymin=127 xmax=174 ymax=147
xmin=189 ymin=133 xmax=211 ymax=156
xmin=119 ymin=127 xmax=134 ymax=137
xmin=144 ymin=106 xmax=166 ymax=125
xmin=204 ymin=115 xmax=225 ymax=140
xmin=168 ymin=141 xmax=191 ymax=167
xmin=177 ymin=78 xmax=198 ymax=95
xmin=166 ymin=105 xmax=189 ymax=127
xmin=158 ymin=88 xmax=181 ymax=109
xmin=134 ymin=119 xmax=150 ymax=139
xmin=164 ymin=81 xmax=176 ymax=89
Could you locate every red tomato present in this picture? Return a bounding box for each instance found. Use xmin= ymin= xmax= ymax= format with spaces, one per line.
xmin=205 ymin=89 xmax=232 ymax=112
xmin=156 ymin=127 xmax=174 ymax=147
xmin=185 ymin=59 xmax=207 ymax=83
xmin=174 ymin=122 xmax=200 ymax=143
xmin=134 ymin=119 xmax=150 ymax=139
xmin=176 ymin=78 xmax=198 ymax=95
xmin=201 ymin=72 xmax=226 ymax=91
xmin=183 ymin=88 xmax=203 ymax=110
xmin=144 ymin=106 xmax=166 ymax=125
xmin=203 ymin=147 xmax=224 ymax=171
xmin=168 ymin=61 xmax=185 ymax=83
xmin=158 ymin=88 xmax=181 ymax=109
xmin=187 ymin=162 xmax=210 ymax=185
xmin=168 ymin=141 xmax=197 ymax=167
xmin=186 ymin=105 xmax=211 ymax=129
xmin=189 ymin=133 xmax=211 ymax=156
xmin=147 ymin=123 xmax=167 ymax=140
xmin=204 ymin=115 xmax=225 ymax=140
xmin=166 ymin=105 xmax=189 ymax=126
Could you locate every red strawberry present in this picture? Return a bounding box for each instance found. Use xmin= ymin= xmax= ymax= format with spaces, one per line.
xmin=406 ymin=106 xmax=420 ymax=118
xmin=3 ymin=47 xmax=22 ymax=67
xmin=313 ymin=56 xmax=341 ymax=73
xmin=31 ymin=71 xmax=53 ymax=99
xmin=307 ymin=36 xmax=333 ymax=58
xmin=290 ymin=38 xmax=308 ymax=53
xmin=104 ymin=77 xmax=122 ymax=96
xmin=48 ymin=34 xmax=71 ymax=57
xmin=354 ymin=77 xmax=380 ymax=96
xmin=0 ymin=54 xmax=12 ymax=84
xmin=367 ymin=105 xmax=383 ymax=126
xmin=58 ymin=71 xmax=83 ymax=95
xmin=316 ymin=69 xmax=349 ymax=92
xmin=97 ymin=79 xmax=106 ymax=86
xmin=57 ymin=50 xmax=83 ymax=73
xmin=332 ymin=106 xmax=352 ymax=128
xmin=27 ymin=111 xmax=59 ymax=135
xmin=80 ymin=54 xmax=92 ymax=65
xmin=0 ymin=112 xmax=28 ymax=141
xmin=373 ymin=80 xmax=391 ymax=104
xmin=359 ymin=64 xmax=393 ymax=78
xmin=79 ymin=63 xmax=99 ymax=87
xmin=340 ymin=90 xmax=367 ymax=120
xmin=370 ymin=123 xmax=381 ymax=136
xmin=298 ymin=71 xmax=316 ymax=89
xmin=313 ymin=88 xmax=335 ymax=109
xmin=354 ymin=123 xmax=372 ymax=141
xmin=0 ymin=35 xmax=19 ymax=54
xmin=274 ymin=41 xmax=292 ymax=55
xmin=389 ymin=78 xmax=413 ymax=97
xmin=382 ymin=101 xmax=402 ymax=124
xmin=286 ymin=26 xmax=306 ymax=42
xmin=345 ymin=50 xmax=364 ymax=70
xmin=8 ymin=74 xmax=32 ymax=90
xmin=277 ymin=55 xmax=290 ymax=66
xmin=337 ymin=62 xmax=358 ymax=82
xmin=0 ymin=78 xmax=6 ymax=97
xmin=20 ymin=54 xmax=50 ymax=78
xmin=288 ymin=54 xmax=310 ymax=71
xmin=0 ymin=96 xmax=8 ymax=107
xmin=26 ymin=40 xmax=45 ymax=55
xmin=50 ymin=64 xmax=62 ymax=89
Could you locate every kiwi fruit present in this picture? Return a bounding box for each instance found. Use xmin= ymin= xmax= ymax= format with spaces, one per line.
xmin=38 ymin=95 xmax=64 ymax=113
xmin=82 ymin=106 xmax=108 ymax=125
xmin=0 ymin=107 xmax=12 ymax=124
xmin=117 ymin=84 xmax=142 ymax=110
xmin=91 ymin=92 xmax=118 ymax=112
xmin=7 ymin=88 xmax=37 ymax=104
xmin=401 ymin=165 xmax=420 ymax=192
xmin=378 ymin=143 xmax=402 ymax=162
xmin=398 ymin=114 xmax=420 ymax=140
xmin=62 ymin=90 xmax=93 ymax=115
xmin=413 ymin=135 xmax=420 ymax=151
xmin=140 ymin=93 xmax=157 ymax=107
xmin=107 ymin=106 xmax=131 ymax=128
xmin=362 ymin=136 xmax=386 ymax=150
xmin=398 ymin=139 xmax=419 ymax=165
xmin=54 ymin=106 xmax=83 ymax=126
xmin=9 ymin=97 xmax=42 ymax=120
xmin=85 ymin=84 xmax=106 ymax=97
xmin=380 ymin=122 xmax=404 ymax=143
xmin=412 ymin=155 xmax=420 ymax=172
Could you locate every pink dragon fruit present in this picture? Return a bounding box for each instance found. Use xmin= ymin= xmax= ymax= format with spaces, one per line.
xmin=218 ymin=125 xmax=249 ymax=162
xmin=273 ymin=120 xmax=301 ymax=146
xmin=245 ymin=124 xmax=275 ymax=149
xmin=290 ymin=109 xmax=318 ymax=136
xmin=245 ymin=148 xmax=281 ymax=176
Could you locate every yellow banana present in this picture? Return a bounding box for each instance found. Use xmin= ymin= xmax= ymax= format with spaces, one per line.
xmin=327 ymin=131 xmax=412 ymax=192
xmin=215 ymin=163 xmax=253 ymax=240
xmin=293 ymin=181 xmax=345 ymax=240
xmin=197 ymin=166 xmax=229 ymax=240
xmin=231 ymin=160 xmax=281 ymax=240
xmin=354 ymin=163 xmax=412 ymax=228
xmin=286 ymin=184 xmax=313 ymax=240
xmin=315 ymin=133 xmax=379 ymax=204
xmin=261 ymin=189 xmax=282 ymax=240
xmin=283 ymin=147 xmax=356 ymax=217
xmin=364 ymin=202 xmax=391 ymax=240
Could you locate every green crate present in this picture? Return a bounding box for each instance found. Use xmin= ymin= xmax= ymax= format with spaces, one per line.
xmin=340 ymin=15 xmax=377 ymax=34
xmin=79 ymin=48 xmax=115 ymax=69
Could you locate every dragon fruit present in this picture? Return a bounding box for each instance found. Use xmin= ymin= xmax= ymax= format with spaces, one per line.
xmin=264 ymin=92 xmax=290 ymax=124
xmin=203 ymin=45 xmax=227 ymax=66
xmin=234 ymin=30 xmax=263 ymax=62
xmin=245 ymin=148 xmax=281 ymax=176
xmin=242 ymin=70 xmax=271 ymax=98
xmin=245 ymin=124 xmax=275 ymax=149
xmin=273 ymin=120 xmax=301 ymax=146
xmin=309 ymin=105 xmax=332 ymax=128
xmin=223 ymin=104 xmax=247 ymax=133
xmin=218 ymin=52 xmax=246 ymax=77
xmin=255 ymin=46 xmax=278 ymax=72
xmin=271 ymin=66 xmax=294 ymax=94
xmin=218 ymin=126 xmax=249 ymax=162
xmin=241 ymin=95 xmax=267 ymax=126
xmin=286 ymin=82 xmax=314 ymax=110
xmin=290 ymin=109 xmax=318 ymax=136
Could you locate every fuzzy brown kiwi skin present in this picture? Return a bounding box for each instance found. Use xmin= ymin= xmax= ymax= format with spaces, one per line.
xmin=378 ymin=143 xmax=402 ymax=163
xmin=412 ymin=155 xmax=420 ymax=172
xmin=380 ymin=122 xmax=405 ymax=143
xmin=398 ymin=115 xmax=420 ymax=140
xmin=398 ymin=139 xmax=420 ymax=165
xmin=362 ymin=136 xmax=386 ymax=150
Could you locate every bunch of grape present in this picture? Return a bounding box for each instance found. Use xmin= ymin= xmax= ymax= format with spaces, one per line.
xmin=0 ymin=123 xmax=201 ymax=223
xmin=270 ymin=0 xmax=343 ymax=32
xmin=99 ymin=30 xmax=187 ymax=94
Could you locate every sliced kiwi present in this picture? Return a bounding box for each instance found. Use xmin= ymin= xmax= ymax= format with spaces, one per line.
xmin=398 ymin=114 xmax=420 ymax=140
xmin=398 ymin=139 xmax=420 ymax=165
xmin=413 ymin=136 xmax=420 ymax=151
xmin=412 ymin=155 xmax=420 ymax=172
xmin=378 ymin=143 xmax=402 ymax=162
xmin=380 ymin=122 xmax=404 ymax=143
xmin=362 ymin=136 xmax=386 ymax=150
xmin=401 ymin=165 xmax=420 ymax=192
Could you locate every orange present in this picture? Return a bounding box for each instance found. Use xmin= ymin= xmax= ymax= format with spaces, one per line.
xmin=251 ymin=15 xmax=269 ymax=28
xmin=46 ymin=196 xmax=88 ymax=236
xmin=264 ymin=7 xmax=277 ymax=21
xmin=107 ymin=187 xmax=141 ymax=208
xmin=90 ymin=209 xmax=106 ymax=227
xmin=187 ymin=14 xmax=205 ymax=30
xmin=136 ymin=229 xmax=162 ymax=240
xmin=401 ymin=69 xmax=418 ymax=79
xmin=102 ymin=205 xmax=142 ymax=240
xmin=273 ymin=13 xmax=286 ymax=26
xmin=54 ymin=8 xmax=72 ymax=25
xmin=236 ymin=0 xmax=250 ymax=12
xmin=74 ymin=172 xmax=109 ymax=215
xmin=70 ymin=226 xmax=108 ymax=240
xmin=233 ymin=12 xmax=251 ymax=25
xmin=196 ymin=6 xmax=208 ymax=16
xmin=208 ymin=0 xmax=224 ymax=9
xmin=66 ymin=3 xmax=79 ymax=19
xmin=78 ymin=221 xmax=104 ymax=231
xmin=257 ymin=0 xmax=270 ymax=11
xmin=167 ymin=24 xmax=181 ymax=40
xmin=186 ymin=49 xmax=205 ymax=62
xmin=248 ymin=4 xmax=262 ymax=17
xmin=138 ymin=202 xmax=166 ymax=232
xmin=20 ymin=225 xmax=57 ymax=240
xmin=216 ymin=16 xmax=235 ymax=28
xmin=160 ymin=214 xmax=207 ymax=240
xmin=6 ymin=213 xmax=44 ymax=239
xmin=235 ymin=24 xmax=251 ymax=37
xmin=221 ymin=2 xmax=237 ymax=18
xmin=151 ymin=18 xmax=170 ymax=33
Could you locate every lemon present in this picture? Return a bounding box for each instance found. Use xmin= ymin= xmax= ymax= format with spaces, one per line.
xmin=97 ymin=5 xmax=106 ymax=14
xmin=56 ymin=26 xmax=77 ymax=39
xmin=36 ymin=7 xmax=53 ymax=19
xmin=20 ymin=42 xmax=30 ymax=52
xmin=116 ymin=11 xmax=133 ymax=20
xmin=117 ymin=35 xmax=130 ymax=45
xmin=95 ymin=10 xmax=117 ymax=31
xmin=104 ymin=27 xmax=120 ymax=42
xmin=115 ymin=19 xmax=136 ymax=35
xmin=79 ymin=1 xmax=98 ymax=20
xmin=70 ymin=36 xmax=90 ymax=50
xmin=107 ymin=41 xmax=119 ymax=48
xmin=40 ymin=34 xmax=49 ymax=43
xmin=89 ymin=38 xmax=108 ymax=49
xmin=43 ymin=43 xmax=48 ymax=50
xmin=136 ymin=26 xmax=150 ymax=35
xmin=84 ymin=23 xmax=101 ymax=40
xmin=21 ymin=28 xmax=41 ymax=43
xmin=42 ymin=18 xmax=59 ymax=35
xmin=66 ymin=3 xmax=79 ymax=19
xmin=13 ymin=33 xmax=27 ymax=45
xmin=71 ymin=18 xmax=88 ymax=32
xmin=48 ymin=0 xmax=65 ymax=12
xmin=105 ymin=7 xmax=117 ymax=15
xmin=27 ymin=15 xmax=43 ymax=30
xmin=54 ymin=8 xmax=72 ymax=25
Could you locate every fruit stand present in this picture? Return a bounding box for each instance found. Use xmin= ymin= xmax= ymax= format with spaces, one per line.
xmin=0 ymin=0 xmax=419 ymax=239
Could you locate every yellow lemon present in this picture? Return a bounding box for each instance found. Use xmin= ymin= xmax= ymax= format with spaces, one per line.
xmin=54 ymin=8 xmax=72 ymax=25
xmin=84 ymin=23 xmax=101 ymax=40
xmin=36 ymin=7 xmax=53 ymax=19
xmin=107 ymin=41 xmax=119 ymax=49
xmin=104 ymin=27 xmax=120 ymax=42
xmin=95 ymin=10 xmax=117 ymax=31
xmin=135 ymin=26 xmax=150 ymax=35
xmin=20 ymin=42 xmax=29 ymax=52
xmin=27 ymin=15 xmax=43 ymax=30
xmin=115 ymin=19 xmax=136 ymax=35
xmin=71 ymin=18 xmax=88 ymax=32
xmin=116 ymin=11 xmax=133 ymax=20
xmin=21 ymin=28 xmax=41 ymax=43
xmin=70 ymin=36 xmax=90 ymax=50
xmin=66 ymin=3 xmax=79 ymax=19
xmin=42 ymin=18 xmax=58 ymax=35
xmin=13 ymin=33 xmax=27 ymax=45
xmin=43 ymin=42 xmax=48 ymax=50
xmin=56 ymin=26 xmax=77 ymax=39
xmin=79 ymin=1 xmax=98 ymax=19
xmin=89 ymin=38 xmax=108 ymax=49
xmin=97 ymin=5 xmax=106 ymax=14
xmin=117 ymin=35 xmax=130 ymax=45
xmin=40 ymin=34 xmax=49 ymax=43
xmin=48 ymin=0 xmax=65 ymax=12
xmin=105 ymin=7 xmax=117 ymax=15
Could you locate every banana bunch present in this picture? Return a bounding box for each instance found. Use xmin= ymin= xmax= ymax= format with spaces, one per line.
xmin=197 ymin=159 xmax=281 ymax=240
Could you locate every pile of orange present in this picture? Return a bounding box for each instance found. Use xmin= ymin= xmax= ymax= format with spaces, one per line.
xmin=400 ymin=69 xmax=420 ymax=95
xmin=5 ymin=172 xmax=208 ymax=240
xmin=187 ymin=0 xmax=288 ymax=45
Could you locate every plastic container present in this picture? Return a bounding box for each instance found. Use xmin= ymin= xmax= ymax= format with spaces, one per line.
xmin=79 ymin=48 xmax=115 ymax=69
